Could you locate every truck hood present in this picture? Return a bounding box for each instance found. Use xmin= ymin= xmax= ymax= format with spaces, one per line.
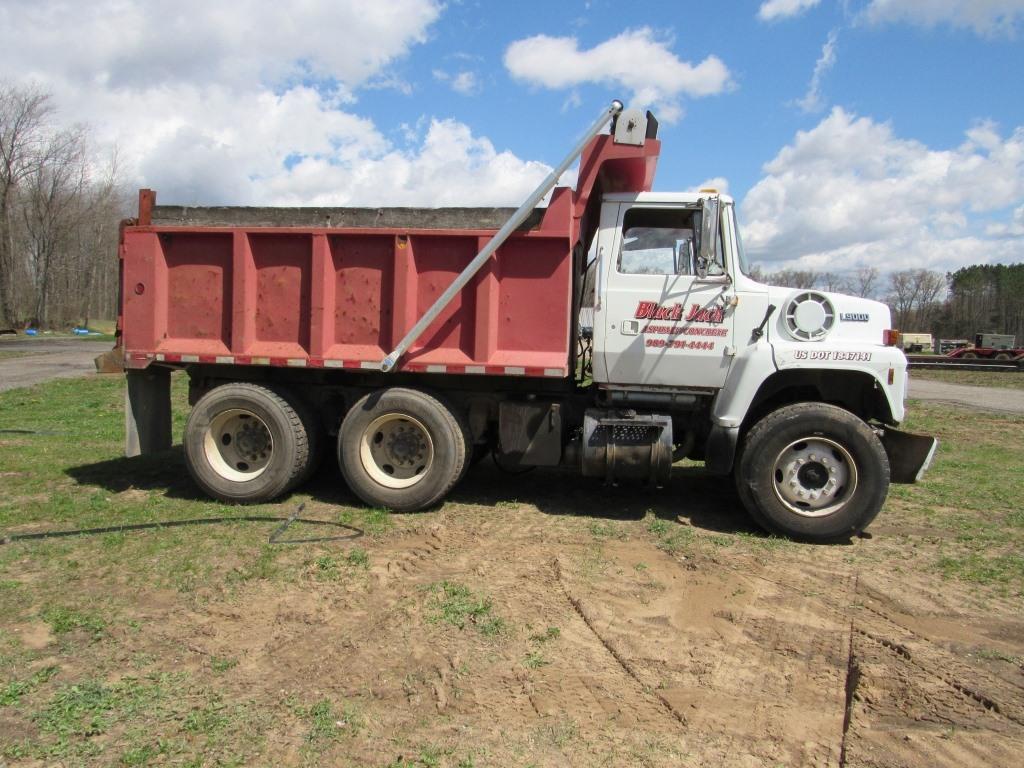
xmin=765 ymin=287 xmax=891 ymax=345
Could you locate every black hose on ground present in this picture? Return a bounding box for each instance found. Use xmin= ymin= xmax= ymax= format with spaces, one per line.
xmin=0 ymin=503 xmax=363 ymax=546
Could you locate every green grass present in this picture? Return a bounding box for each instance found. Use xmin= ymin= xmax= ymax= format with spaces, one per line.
xmin=523 ymin=650 xmax=550 ymax=669
xmin=938 ymin=553 xmax=1024 ymax=588
xmin=209 ymin=655 xmax=238 ymax=673
xmin=0 ymin=665 xmax=58 ymax=706
xmin=645 ymin=512 xmax=695 ymax=554
xmin=3 ymin=668 xmax=266 ymax=764
xmin=41 ymin=606 xmax=107 ymax=640
xmin=425 ymin=581 xmax=506 ymax=637
xmin=911 ymin=369 xmax=1024 ymax=391
xmin=311 ymin=547 xmax=369 ymax=581
xmin=529 ymin=626 xmax=560 ymax=643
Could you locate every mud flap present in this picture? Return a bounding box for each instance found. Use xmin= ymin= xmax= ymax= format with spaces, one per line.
xmin=705 ymin=424 xmax=739 ymax=476
xmin=125 ymin=368 xmax=172 ymax=457
xmin=879 ymin=428 xmax=938 ymax=483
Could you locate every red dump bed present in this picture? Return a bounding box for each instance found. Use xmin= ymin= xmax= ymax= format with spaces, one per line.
xmin=120 ymin=133 xmax=660 ymax=378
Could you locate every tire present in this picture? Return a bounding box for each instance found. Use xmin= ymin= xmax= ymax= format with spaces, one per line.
xmin=734 ymin=403 xmax=890 ymax=542
xmin=995 ymin=353 xmax=1011 ymax=361
xmin=338 ymin=388 xmax=469 ymax=512
xmin=282 ymin=388 xmax=322 ymax=489
xmin=184 ymin=383 xmax=311 ymax=503
xmin=962 ymin=352 xmax=978 ymax=359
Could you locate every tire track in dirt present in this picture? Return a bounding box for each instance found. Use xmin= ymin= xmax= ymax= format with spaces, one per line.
xmin=364 ymin=514 xmax=687 ymax=739
xmin=553 ymin=556 xmax=688 ymax=727
xmin=554 ymin=541 xmax=853 ymax=767
xmin=710 ymin=556 xmax=1024 ymax=767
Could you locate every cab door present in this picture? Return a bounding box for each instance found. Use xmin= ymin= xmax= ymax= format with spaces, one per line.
xmin=594 ymin=202 xmax=735 ymax=389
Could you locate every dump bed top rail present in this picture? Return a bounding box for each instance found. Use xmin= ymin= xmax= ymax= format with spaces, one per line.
xmin=148 ymin=206 xmax=546 ymax=231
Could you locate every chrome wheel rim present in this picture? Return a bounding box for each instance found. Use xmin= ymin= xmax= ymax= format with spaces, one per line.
xmin=203 ymin=409 xmax=274 ymax=482
xmin=771 ymin=437 xmax=857 ymax=518
xmin=359 ymin=413 xmax=434 ymax=489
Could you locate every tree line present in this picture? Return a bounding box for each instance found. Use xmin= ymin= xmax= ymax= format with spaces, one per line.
xmin=0 ymin=83 xmax=126 ymax=330
xmin=752 ymin=263 xmax=1024 ymax=345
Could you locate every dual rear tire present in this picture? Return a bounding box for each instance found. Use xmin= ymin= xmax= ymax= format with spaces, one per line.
xmin=184 ymin=384 xmax=468 ymax=511
xmin=184 ymin=383 xmax=318 ymax=503
xmin=337 ymin=388 xmax=470 ymax=512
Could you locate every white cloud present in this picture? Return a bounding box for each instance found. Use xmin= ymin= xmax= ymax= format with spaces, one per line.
xmin=258 ymin=118 xmax=552 ymax=207
xmin=433 ymin=68 xmax=482 ymax=96
xmin=0 ymin=0 xmax=556 ymax=207
xmin=2 ymin=0 xmax=441 ymax=94
xmin=797 ymin=29 xmax=839 ymax=113
xmin=740 ymin=108 xmax=1024 ymax=272
xmin=986 ymin=204 xmax=1024 ymax=236
xmin=862 ymin=0 xmax=1024 ymax=36
xmin=503 ymin=28 xmax=731 ymax=123
xmin=451 ymin=72 xmax=479 ymax=96
xmin=758 ymin=0 xmax=822 ymax=21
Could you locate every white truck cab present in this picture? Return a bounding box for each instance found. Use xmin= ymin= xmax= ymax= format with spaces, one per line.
xmin=583 ymin=186 xmax=934 ymax=539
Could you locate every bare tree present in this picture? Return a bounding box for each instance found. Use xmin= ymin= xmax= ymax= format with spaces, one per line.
xmin=0 ymin=83 xmax=52 ymax=326
xmin=888 ymin=269 xmax=945 ymax=330
xmin=767 ymin=269 xmax=819 ymax=289
xmin=851 ymin=266 xmax=879 ymax=299
xmin=22 ymin=125 xmax=90 ymax=326
xmin=819 ymin=272 xmax=845 ymax=292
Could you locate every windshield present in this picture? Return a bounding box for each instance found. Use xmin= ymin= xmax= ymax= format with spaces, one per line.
xmin=725 ymin=203 xmax=752 ymax=276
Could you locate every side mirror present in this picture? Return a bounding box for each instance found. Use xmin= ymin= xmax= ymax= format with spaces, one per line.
xmin=699 ymin=195 xmax=719 ymax=279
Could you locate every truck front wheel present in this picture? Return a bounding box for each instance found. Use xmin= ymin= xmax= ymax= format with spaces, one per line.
xmin=338 ymin=388 xmax=469 ymax=512
xmin=734 ymin=403 xmax=890 ymax=542
xmin=184 ymin=383 xmax=312 ymax=503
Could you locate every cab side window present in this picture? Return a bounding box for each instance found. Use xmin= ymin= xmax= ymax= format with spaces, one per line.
xmin=617 ymin=208 xmax=697 ymax=276
xmin=617 ymin=207 xmax=725 ymax=277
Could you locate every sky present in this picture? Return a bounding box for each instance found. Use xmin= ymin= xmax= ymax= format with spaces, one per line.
xmin=2 ymin=0 xmax=1023 ymax=274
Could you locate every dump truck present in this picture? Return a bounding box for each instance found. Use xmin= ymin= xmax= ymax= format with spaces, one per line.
xmin=115 ymin=101 xmax=937 ymax=542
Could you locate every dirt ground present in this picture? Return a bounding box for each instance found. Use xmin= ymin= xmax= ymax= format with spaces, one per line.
xmin=5 ymin=460 xmax=1022 ymax=767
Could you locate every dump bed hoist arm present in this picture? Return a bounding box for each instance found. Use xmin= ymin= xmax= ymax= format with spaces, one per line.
xmin=379 ymin=100 xmax=624 ymax=373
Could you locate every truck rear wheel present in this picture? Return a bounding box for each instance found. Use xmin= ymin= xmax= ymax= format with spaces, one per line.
xmin=338 ymin=388 xmax=468 ymax=512
xmin=734 ymin=403 xmax=890 ymax=542
xmin=184 ymin=383 xmax=312 ymax=503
